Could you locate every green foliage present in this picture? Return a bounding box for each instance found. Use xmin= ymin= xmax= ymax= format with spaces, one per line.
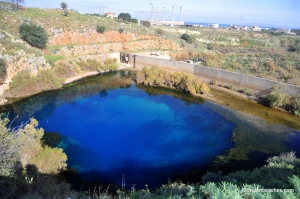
xmin=60 ymin=2 xmax=67 ymax=10
xmin=131 ymin=18 xmax=138 ymax=23
xmin=136 ymin=66 xmax=210 ymax=95
xmin=44 ymin=55 xmax=64 ymax=67
xmin=156 ymin=28 xmax=164 ymax=35
xmin=266 ymin=84 xmax=290 ymax=108
xmin=9 ymin=69 xmax=63 ymax=96
xmin=19 ymin=23 xmax=48 ymax=49
xmin=180 ymin=33 xmax=195 ymax=44
xmin=78 ymin=58 xmax=118 ymax=72
xmin=29 ymin=146 xmax=67 ymax=174
xmin=0 ymin=58 xmax=7 ymax=83
xmin=201 ymin=171 xmax=222 ymax=184
xmin=118 ymin=28 xmax=124 ymax=34
xmin=181 ymin=33 xmax=190 ymax=41
xmin=292 ymin=95 xmax=300 ymax=115
xmin=288 ymin=44 xmax=300 ymax=52
xmin=118 ymin=13 xmax=131 ymax=22
xmin=96 ymin=25 xmax=106 ymax=34
xmin=0 ymin=117 xmax=20 ymax=176
xmin=102 ymin=58 xmax=118 ymax=71
xmin=242 ymin=87 xmax=250 ymax=95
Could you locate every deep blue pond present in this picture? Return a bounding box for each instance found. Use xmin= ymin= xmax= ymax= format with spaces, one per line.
xmin=2 ymin=71 xmax=299 ymax=189
xmin=37 ymin=84 xmax=234 ymax=188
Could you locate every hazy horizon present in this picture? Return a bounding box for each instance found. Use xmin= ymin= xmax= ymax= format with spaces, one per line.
xmin=17 ymin=0 xmax=300 ymax=29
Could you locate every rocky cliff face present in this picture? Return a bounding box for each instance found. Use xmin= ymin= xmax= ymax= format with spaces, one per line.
xmin=49 ymin=30 xmax=181 ymax=55
xmin=0 ymin=29 xmax=182 ymax=100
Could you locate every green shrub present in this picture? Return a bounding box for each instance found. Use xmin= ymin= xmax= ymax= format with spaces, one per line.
xmin=119 ymin=28 xmax=124 ymax=34
xmin=242 ymin=87 xmax=250 ymax=95
xmin=291 ymin=95 xmax=300 ymax=115
xmin=9 ymin=69 xmax=63 ymax=96
xmin=207 ymin=43 xmax=215 ymax=50
xmin=156 ymin=28 xmax=164 ymax=35
xmin=44 ymin=55 xmax=64 ymax=67
xmin=96 ymin=25 xmax=106 ymax=34
xmin=19 ymin=23 xmax=48 ymax=49
xmin=187 ymin=36 xmax=196 ymax=44
xmin=131 ymin=18 xmax=138 ymax=23
xmin=135 ymin=66 xmax=209 ymax=95
xmin=181 ymin=33 xmax=190 ymax=41
xmin=266 ymin=84 xmax=290 ymax=108
xmin=0 ymin=58 xmax=7 ymax=83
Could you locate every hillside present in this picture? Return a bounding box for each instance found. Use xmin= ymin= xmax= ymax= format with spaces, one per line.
xmin=0 ymin=4 xmax=182 ymax=101
xmin=1 ymin=3 xmax=300 ymax=103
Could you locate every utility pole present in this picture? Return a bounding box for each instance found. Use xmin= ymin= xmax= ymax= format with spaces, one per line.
xmin=100 ymin=5 xmax=101 ymax=17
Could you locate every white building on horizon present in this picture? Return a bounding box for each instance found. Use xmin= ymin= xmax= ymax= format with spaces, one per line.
xmin=208 ymin=24 xmax=219 ymax=29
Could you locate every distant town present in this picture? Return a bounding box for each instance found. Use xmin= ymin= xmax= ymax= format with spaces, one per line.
xmin=99 ymin=7 xmax=298 ymax=36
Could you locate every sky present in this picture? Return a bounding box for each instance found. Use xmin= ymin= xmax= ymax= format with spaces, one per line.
xmin=23 ymin=0 xmax=300 ymax=28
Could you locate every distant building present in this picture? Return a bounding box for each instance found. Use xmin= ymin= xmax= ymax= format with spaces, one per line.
xmin=104 ymin=12 xmax=116 ymax=18
xmin=208 ymin=24 xmax=219 ymax=29
xmin=251 ymin=26 xmax=262 ymax=31
xmin=241 ymin=26 xmax=249 ymax=31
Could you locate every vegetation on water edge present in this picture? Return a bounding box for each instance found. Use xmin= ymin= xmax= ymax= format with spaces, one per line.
xmin=135 ymin=66 xmax=210 ymax=95
xmin=8 ymin=58 xmax=119 ymax=98
xmin=265 ymin=84 xmax=300 ymax=116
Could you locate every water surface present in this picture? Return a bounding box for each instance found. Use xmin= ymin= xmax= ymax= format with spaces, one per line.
xmin=1 ymin=71 xmax=299 ymax=188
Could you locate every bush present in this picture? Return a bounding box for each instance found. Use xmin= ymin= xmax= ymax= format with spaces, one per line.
xmin=118 ymin=13 xmax=131 ymax=22
xmin=96 ymin=25 xmax=106 ymax=34
xmin=143 ymin=21 xmax=151 ymax=27
xmin=156 ymin=28 xmax=164 ymax=35
xmin=131 ymin=18 xmax=138 ymax=23
xmin=266 ymin=84 xmax=290 ymax=108
xmin=135 ymin=66 xmax=209 ymax=95
xmin=180 ymin=33 xmax=195 ymax=44
xmin=19 ymin=23 xmax=48 ymax=49
xmin=118 ymin=28 xmax=124 ymax=34
xmin=187 ymin=36 xmax=196 ymax=44
xmin=181 ymin=33 xmax=190 ymax=41
xmin=0 ymin=58 xmax=7 ymax=84
xmin=292 ymin=95 xmax=300 ymax=115
xmin=207 ymin=43 xmax=216 ymax=50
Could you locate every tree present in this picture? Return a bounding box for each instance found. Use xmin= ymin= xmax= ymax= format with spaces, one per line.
xmin=7 ymin=0 xmax=24 ymax=9
xmin=60 ymin=2 xmax=67 ymax=10
xmin=19 ymin=23 xmax=48 ymax=49
xmin=131 ymin=18 xmax=138 ymax=23
xmin=118 ymin=13 xmax=131 ymax=22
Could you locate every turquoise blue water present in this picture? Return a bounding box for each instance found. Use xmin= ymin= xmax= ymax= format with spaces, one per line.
xmin=2 ymin=71 xmax=300 ymax=188
xmin=34 ymin=84 xmax=235 ymax=188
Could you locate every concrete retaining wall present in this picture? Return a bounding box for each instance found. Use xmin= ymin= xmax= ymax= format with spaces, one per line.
xmin=126 ymin=53 xmax=300 ymax=97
